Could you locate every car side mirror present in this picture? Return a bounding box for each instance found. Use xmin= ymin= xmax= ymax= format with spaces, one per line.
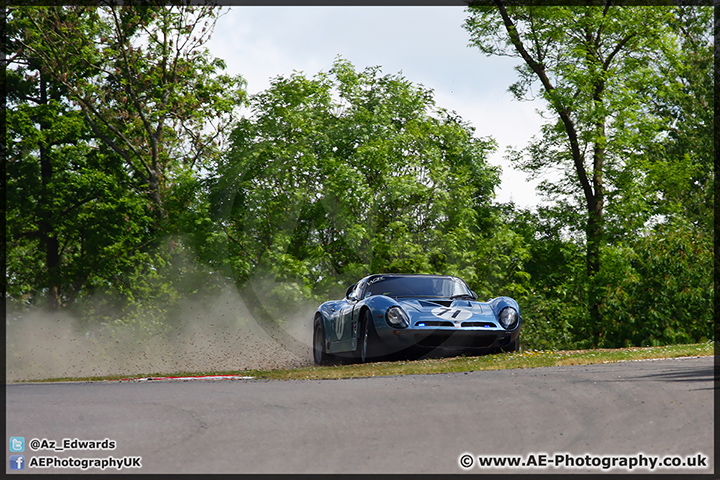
xmin=345 ymin=284 xmax=357 ymax=300
xmin=470 ymin=290 xmax=478 ymax=300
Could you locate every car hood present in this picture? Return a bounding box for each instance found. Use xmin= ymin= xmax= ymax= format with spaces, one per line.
xmin=396 ymin=298 xmax=484 ymax=312
xmin=393 ymin=297 xmax=498 ymax=327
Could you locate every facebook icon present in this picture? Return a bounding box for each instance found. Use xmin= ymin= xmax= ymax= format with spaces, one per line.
xmin=10 ymin=455 xmax=24 ymax=470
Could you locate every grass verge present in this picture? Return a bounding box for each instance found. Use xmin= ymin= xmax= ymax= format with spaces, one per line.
xmin=14 ymin=341 xmax=714 ymax=383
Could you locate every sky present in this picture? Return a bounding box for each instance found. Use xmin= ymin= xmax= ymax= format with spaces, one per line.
xmin=206 ymin=6 xmax=549 ymax=209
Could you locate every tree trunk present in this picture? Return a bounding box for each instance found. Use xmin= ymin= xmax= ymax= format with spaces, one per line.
xmin=38 ymin=71 xmax=62 ymax=310
xmin=587 ymin=81 xmax=607 ymax=343
xmin=586 ymin=197 xmax=603 ymax=341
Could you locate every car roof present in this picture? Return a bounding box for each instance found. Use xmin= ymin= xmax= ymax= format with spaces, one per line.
xmin=365 ymin=273 xmax=459 ymax=280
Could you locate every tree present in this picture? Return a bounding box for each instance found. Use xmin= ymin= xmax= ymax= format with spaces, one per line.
xmin=5 ymin=61 xmax=157 ymax=310
xmin=464 ymin=3 xmax=708 ymax=342
xmin=496 ymin=204 xmax=584 ymax=350
xmin=6 ymin=4 xmax=245 ymax=312
xmin=212 ymin=58 xmax=500 ymax=301
xmin=10 ymin=4 xmax=245 ymax=226
xmin=599 ymin=219 xmax=713 ymax=347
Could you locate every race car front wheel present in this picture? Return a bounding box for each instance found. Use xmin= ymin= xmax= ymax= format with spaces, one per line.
xmin=358 ymin=309 xmax=381 ymax=363
xmin=502 ymin=336 xmax=520 ymax=353
xmin=313 ymin=317 xmax=330 ymax=365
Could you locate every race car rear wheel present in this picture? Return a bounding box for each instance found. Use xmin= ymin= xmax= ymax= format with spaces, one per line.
xmin=313 ymin=317 xmax=331 ymax=365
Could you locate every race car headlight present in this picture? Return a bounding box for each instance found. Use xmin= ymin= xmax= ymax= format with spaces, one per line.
xmin=498 ymin=307 xmax=519 ymax=330
xmin=386 ymin=306 xmax=410 ymax=329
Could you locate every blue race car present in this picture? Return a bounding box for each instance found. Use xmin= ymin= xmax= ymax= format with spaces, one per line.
xmin=312 ymin=273 xmax=521 ymax=364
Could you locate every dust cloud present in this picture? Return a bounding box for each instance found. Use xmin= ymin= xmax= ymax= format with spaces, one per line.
xmin=5 ymin=286 xmax=316 ymax=382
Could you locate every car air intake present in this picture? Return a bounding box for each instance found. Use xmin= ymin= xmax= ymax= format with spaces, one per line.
xmin=418 ymin=300 xmax=452 ymax=308
xmin=415 ymin=320 xmax=454 ymax=327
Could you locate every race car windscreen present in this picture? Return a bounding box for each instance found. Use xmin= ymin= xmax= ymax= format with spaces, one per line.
xmin=364 ymin=276 xmax=471 ymax=298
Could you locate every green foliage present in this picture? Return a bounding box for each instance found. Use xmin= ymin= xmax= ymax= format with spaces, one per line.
xmin=213 ymin=58 xmax=500 ymax=298
xmin=599 ymin=221 xmax=713 ymax=347
xmin=6 ymin=64 xmax=155 ymax=309
xmin=464 ymin=5 xmax=713 ymax=344
xmin=6 ymin=5 xmax=242 ymax=324
xmin=492 ymin=205 xmax=585 ymax=350
xmin=10 ymin=5 xmax=246 ymax=220
xmin=483 ymin=199 xmax=713 ymax=351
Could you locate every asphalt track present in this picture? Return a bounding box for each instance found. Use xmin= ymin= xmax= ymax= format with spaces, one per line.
xmin=5 ymin=355 xmax=715 ymax=474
